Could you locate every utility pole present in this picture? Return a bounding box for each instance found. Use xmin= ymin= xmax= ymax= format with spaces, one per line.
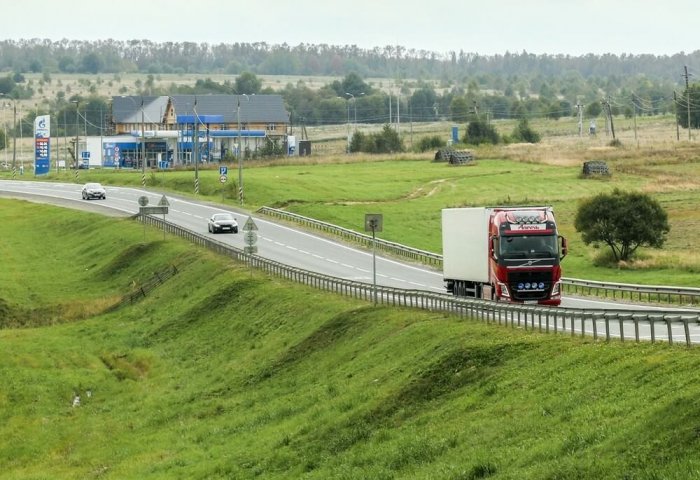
xmin=682 ymin=65 xmax=693 ymax=141
xmin=575 ymin=101 xmax=584 ymax=137
xmin=632 ymin=92 xmax=638 ymax=144
xmin=674 ymin=91 xmax=680 ymax=141
xmin=603 ymin=96 xmax=616 ymax=140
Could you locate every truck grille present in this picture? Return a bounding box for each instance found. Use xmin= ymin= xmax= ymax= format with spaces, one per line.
xmin=507 ymin=270 xmax=553 ymax=301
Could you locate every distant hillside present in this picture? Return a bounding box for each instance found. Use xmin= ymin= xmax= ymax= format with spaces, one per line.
xmin=1 ymin=38 xmax=699 ymax=85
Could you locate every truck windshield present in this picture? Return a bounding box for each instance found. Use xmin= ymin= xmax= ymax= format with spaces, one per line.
xmin=500 ymin=235 xmax=557 ymax=259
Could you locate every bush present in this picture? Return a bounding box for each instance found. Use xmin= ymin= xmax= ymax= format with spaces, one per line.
xmin=511 ymin=118 xmax=540 ymax=143
xmin=350 ymin=124 xmax=404 ymax=153
xmin=463 ymin=119 xmax=500 ymax=145
xmin=417 ymin=135 xmax=446 ymax=152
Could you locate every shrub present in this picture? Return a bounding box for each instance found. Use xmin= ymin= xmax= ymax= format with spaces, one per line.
xmin=417 ymin=135 xmax=446 ymax=152
xmin=463 ymin=119 xmax=500 ymax=145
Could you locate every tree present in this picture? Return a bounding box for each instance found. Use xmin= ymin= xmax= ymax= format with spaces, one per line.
xmin=585 ymin=101 xmax=602 ymax=118
xmin=450 ymin=97 xmax=470 ymax=122
xmin=463 ymin=118 xmax=500 ymax=145
xmin=511 ymin=118 xmax=540 ymax=143
xmin=677 ymin=84 xmax=700 ymax=129
xmin=340 ymin=73 xmax=371 ymax=97
xmin=235 ymin=72 xmax=262 ymax=95
xmin=574 ymin=189 xmax=669 ymax=262
xmin=81 ymin=53 xmax=103 ymax=74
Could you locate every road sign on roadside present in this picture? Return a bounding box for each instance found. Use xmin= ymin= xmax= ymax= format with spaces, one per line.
xmin=244 ymin=230 xmax=258 ymax=246
xmin=220 ymin=175 xmax=227 ymax=183
xmin=139 ymin=206 xmax=168 ymax=215
xmin=242 ymin=216 xmax=258 ymax=231
xmin=138 ymin=196 xmax=149 ymax=206
xmin=364 ymin=214 xmax=383 ymax=232
xmin=220 ymin=166 xmax=228 ymax=176
xmin=158 ymin=195 xmax=170 ymax=207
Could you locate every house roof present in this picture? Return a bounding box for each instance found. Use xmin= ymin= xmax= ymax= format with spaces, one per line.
xmin=112 ymin=94 xmax=289 ymax=125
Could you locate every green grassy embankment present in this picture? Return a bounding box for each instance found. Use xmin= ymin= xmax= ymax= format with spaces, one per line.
xmin=14 ymin=135 xmax=700 ymax=288
xmin=3 ymin=198 xmax=700 ymax=479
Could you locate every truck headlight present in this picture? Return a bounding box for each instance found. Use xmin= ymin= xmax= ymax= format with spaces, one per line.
xmin=551 ymin=281 xmax=561 ymax=297
xmin=497 ymin=282 xmax=511 ymax=298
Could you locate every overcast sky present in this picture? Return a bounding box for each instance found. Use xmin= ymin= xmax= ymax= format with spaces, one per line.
xmin=3 ymin=0 xmax=697 ymax=57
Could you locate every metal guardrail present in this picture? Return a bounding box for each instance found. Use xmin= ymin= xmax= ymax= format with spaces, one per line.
xmin=562 ymin=277 xmax=700 ymax=305
xmin=257 ymin=206 xmax=700 ymax=306
xmin=256 ymin=206 xmax=443 ymax=267
xmin=134 ymin=213 xmax=700 ymax=346
xmin=109 ymin=264 xmax=179 ymax=310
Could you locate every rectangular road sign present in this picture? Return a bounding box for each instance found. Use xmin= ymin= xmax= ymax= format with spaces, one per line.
xmin=140 ymin=206 xmax=169 ymax=215
xmin=364 ymin=213 xmax=383 ymax=232
xmin=220 ymin=166 xmax=228 ymax=175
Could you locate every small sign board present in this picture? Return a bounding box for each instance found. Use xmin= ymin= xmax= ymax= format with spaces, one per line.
xmin=138 ymin=196 xmax=149 ymax=206
xmin=242 ymin=216 xmax=258 ymax=231
xmin=244 ymin=231 xmax=258 ymax=246
xmin=364 ymin=214 xmax=383 ymax=232
xmin=140 ymin=206 xmax=168 ymax=215
xmin=158 ymin=195 xmax=170 ymax=207
xmin=244 ymin=246 xmax=258 ymax=254
xmin=220 ymin=175 xmax=227 ymax=183
xmin=219 ymin=166 xmax=228 ymax=175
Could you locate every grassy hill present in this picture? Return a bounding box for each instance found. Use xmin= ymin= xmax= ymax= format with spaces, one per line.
xmin=3 ymin=199 xmax=700 ymax=479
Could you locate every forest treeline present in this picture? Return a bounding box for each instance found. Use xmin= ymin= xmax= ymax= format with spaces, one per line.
xmin=1 ymin=39 xmax=700 ymax=142
xmin=2 ymin=38 xmax=699 ymax=84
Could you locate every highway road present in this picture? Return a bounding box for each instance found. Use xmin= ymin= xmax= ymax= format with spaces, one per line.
xmin=0 ymin=179 xmax=695 ymax=317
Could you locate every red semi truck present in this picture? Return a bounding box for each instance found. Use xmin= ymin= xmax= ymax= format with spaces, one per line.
xmin=442 ymin=207 xmax=567 ymax=306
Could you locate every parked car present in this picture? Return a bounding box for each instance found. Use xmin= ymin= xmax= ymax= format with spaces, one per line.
xmin=208 ymin=212 xmax=238 ymax=233
xmin=81 ymin=182 xmax=106 ymax=200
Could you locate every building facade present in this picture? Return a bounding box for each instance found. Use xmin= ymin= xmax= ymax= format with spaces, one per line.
xmin=108 ymin=94 xmax=290 ymax=168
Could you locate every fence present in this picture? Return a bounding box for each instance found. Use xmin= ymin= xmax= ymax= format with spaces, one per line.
xmin=132 ymin=213 xmax=700 ymax=346
xmin=109 ymin=264 xmax=179 ymax=310
xmin=257 ymin=206 xmax=700 ymax=306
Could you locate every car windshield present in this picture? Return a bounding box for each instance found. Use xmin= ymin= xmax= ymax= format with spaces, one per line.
xmin=86 ymin=183 xmax=102 ymax=189
xmin=500 ymin=235 xmax=557 ymax=259
xmin=213 ymin=214 xmax=234 ymax=221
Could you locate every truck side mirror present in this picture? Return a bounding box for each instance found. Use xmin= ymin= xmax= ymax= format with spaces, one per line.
xmin=490 ymin=236 xmax=498 ymax=259
xmin=559 ymin=236 xmax=568 ymax=259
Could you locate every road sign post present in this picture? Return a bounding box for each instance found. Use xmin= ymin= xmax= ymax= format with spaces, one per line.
xmin=242 ymin=216 xmax=258 ymax=255
xmin=364 ymin=214 xmax=383 ymax=305
xmin=137 ymin=195 xmax=170 ymax=241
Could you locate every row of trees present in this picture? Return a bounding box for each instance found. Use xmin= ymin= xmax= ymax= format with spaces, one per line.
xmin=1 ymin=39 xmax=699 ymax=85
xmin=1 ymin=71 xmax=700 ymax=144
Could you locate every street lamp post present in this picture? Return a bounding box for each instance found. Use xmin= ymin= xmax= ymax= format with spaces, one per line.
xmin=344 ymin=93 xmax=353 ymax=152
xmin=193 ymin=95 xmax=199 ymax=194
xmin=119 ymin=95 xmax=146 ymax=187
xmin=345 ymin=93 xmax=364 ymax=152
xmin=140 ymin=97 xmax=146 ymax=188
xmin=0 ymin=100 xmax=7 ymax=167
xmin=237 ymin=94 xmax=249 ymax=205
xmin=11 ymin=100 xmax=17 ymax=178
xmin=71 ymin=100 xmax=80 ymax=171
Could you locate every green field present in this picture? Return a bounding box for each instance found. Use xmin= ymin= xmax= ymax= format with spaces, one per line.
xmin=4 ymin=199 xmax=700 ymax=479
xmin=9 ymin=123 xmax=700 ymax=288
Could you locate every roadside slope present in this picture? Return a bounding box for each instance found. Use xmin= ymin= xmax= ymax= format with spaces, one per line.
xmin=2 ymin=199 xmax=700 ymax=479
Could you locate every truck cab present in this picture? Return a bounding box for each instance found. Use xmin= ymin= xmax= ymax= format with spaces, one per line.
xmin=489 ymin=208 xmax=567 ymax=305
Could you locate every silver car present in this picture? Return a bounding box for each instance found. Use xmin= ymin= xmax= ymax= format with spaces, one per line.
xmin=208 ymin=212 xmax=239 ymax=234
xmin=81 ymin=182 xmax=106 ymax=200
